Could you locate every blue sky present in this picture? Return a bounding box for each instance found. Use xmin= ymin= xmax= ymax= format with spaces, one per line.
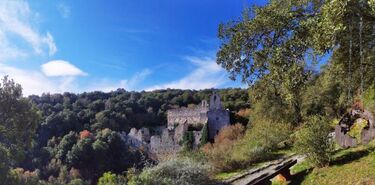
xmin=0 ymin=0 xmax=267 ymax=95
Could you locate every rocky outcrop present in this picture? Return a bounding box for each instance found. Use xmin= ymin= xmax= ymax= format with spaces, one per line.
xmin=335 ymin=109 xmax=375 ymax=148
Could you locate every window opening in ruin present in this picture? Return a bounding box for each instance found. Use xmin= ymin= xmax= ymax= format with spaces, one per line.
xmin=214 ymin=95 xmax=217 ymax=102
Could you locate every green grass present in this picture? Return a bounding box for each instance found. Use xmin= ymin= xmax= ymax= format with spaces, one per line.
xmin=290 ymin=160 xmax=311 ymax=175
xmin=215 ymin=171 xmax=243 ymax=181
xmin=214 ymin=147 xmax=295 ymax=181
xmin=291 ymin=141 xmax=375 ymax=185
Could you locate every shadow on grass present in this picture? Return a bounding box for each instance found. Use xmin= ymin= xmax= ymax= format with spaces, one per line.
xmin=288 ymin=145 xmax=375 ymax=184
xmin=330 ymin=145 xmax=375 ymax=166
xmin=289 ymin=169 xmax=312 ymax=185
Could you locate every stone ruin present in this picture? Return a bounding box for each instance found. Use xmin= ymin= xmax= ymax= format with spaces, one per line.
xmin=167 ymin=91 xmax=230 ymax=140
xmin=335 ymin=108 xmax=375 ymax=148
xmin=120 ymin=91 xmax=230 ymax=160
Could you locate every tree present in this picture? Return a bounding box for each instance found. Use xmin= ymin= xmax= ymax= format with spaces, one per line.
xmin=294 ymin=115 xmax=333 ymax=167
xmin=217 ymin=0 xmax=322 ymax=125
xmin=311 ymin=0 xmax=375 ymax=99
xmin=97 ymin=172 xmax=126 ymax=185
xmin=200 ymin=124 xmax=208 ymax=146
xmin=0 ymin=76 xmax=40 ymax=181
xmin=56 ymin=131 xmax=77 ymax=163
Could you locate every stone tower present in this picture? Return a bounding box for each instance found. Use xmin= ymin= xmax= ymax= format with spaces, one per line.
xmin=207 ymin=92 xmax=230 ymax=140
xmin=209 ymin=91 xmax=222 ymax=110
xmin=166 ymin=91 xmax=230 ymax=141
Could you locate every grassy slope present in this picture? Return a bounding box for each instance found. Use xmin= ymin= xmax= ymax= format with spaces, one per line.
xmin=291 ymin=141 xmax=375 ymax=185
xmin=215 ymin=148 xmax=294 ymax=181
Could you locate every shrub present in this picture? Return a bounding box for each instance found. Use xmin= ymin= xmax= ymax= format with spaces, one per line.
xmin=128 ymin=158 xmax=213 ymax=185
xmin=8 ymin=168 xmax=40 ymax=185
xmin=199 ymin=124 xmax=208 ymax=146
xmin=363 ymin=85 xmax=375 ymax=114
xmin=245 ymin=120 xmax=292 ymax=150
xmin=181 ymin=131 xmax=194 ymax=150
xmin=68 ymin=179 xmax=88 ymax=185
xmin=97 ymin=172 xmax=126 ymax=185
xmin=294 ymin=115 xmax=333 ymax=167
xmin=231 ymin=120 xmax=292 ymax=165
xmin=202 ymin=124 xmax=244 ymax=171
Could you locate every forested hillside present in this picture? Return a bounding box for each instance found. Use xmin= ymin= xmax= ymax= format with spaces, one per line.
xmin=14 ymin=88 xmax=248 ymax=184
xmin=1 ymin=0 xmax=375 ymax=185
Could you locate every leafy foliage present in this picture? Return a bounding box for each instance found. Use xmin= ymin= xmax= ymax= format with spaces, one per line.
xmin=0 ymin=76 xmax=40 ymax=182
xmin=128 ymin=158 xmax=214 ymax=185
xmin=14 ymin=87 xmax=248 ymax=183
xmin=363 ymin=84 xmax=375 ymax=113
xmin=199 ymin=124 xmax=208 ymax=146
xmin=98 ymin=172 xmax=126 ymax=185
xmin=294 ymin=116 xmax=333 ymax=167
xmin=202 ymin=124 xmax=245 ymax=171
xmin=231 ymin=119 xmax=292 ymax=167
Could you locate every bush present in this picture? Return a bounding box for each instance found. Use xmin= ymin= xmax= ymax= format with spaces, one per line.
xmin=245 ymin=120 xmax=292 ymax=150
xmin=199 ymin=124 xmax=208 ymax=146
xmin=68 ymin=179 xmax=88 ymax=185
xmin=7 ymin=168 xmax=40 ymax=185
xmin=97 ymin=172 xmax=126 ymax=185
xmin=202 ymin=124 xmax=245 ymax=171
xmin=181 ymin=131 xmax=194 ymax=150
xmin=231 ymin=120 xmax=292 ymax=165
xmin=363 ymin=85 xmax=375 ymax=114
xmin=294 ymin=115 xmax=333 ymax=167
xmin=128 ymin=158 xmax=213 ymax=185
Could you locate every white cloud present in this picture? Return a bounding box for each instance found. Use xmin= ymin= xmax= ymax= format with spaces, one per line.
xmin=147 ymin=56 xmax=227 ymax=90
xmin=41 ymin=60 xmax=87 ymax=77
xmin=0 ymin=63 xmax=60 ymax=95
xmin=57 ymin=3 xmax=70 ymax=19
xmin=0 ymin=0 xmax=57 ymax=61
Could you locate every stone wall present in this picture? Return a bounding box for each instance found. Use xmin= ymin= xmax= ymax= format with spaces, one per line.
xmin=208 ymin=109 xmax=230 ymax=140
xmin=167 ymin=103 xmax=209 ymax=129
xmin=121 ymin=92 xmax=231 ymax=161
xmin=149 ymin=128 xmax=181 ymax=160
xmin=121 ymin=127 xmax=150 ymax=148
xmin=193 ymin=131 xmax=203 ymax=147
xmin=335 ymin=125 xmax=357 ymax=148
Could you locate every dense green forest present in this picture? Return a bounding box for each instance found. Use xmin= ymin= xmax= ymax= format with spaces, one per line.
xmin=1 ymin=0 xmax=375 ymax=184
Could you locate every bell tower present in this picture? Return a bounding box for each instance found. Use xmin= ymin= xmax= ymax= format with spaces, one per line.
xmin=209 ymin=91 xmax=222 ymax=110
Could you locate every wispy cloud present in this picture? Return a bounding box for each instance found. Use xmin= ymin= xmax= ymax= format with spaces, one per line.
xmin=0 ymin=0 xmax=57 ymax=60
xmin=86 ymin=69 xmax=152 ymax=92
xmin=57 ymin=3 xmax=70 ymax=19
xmin=147 ymin=56 xmax=227 ymax=90
xmin=125 ymin=68 xmax=152 ymax=89
xmin=0 ymin=0 xmax=152 ymax=95
xmin=41 ymin=60 xmax=87 ymax=77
